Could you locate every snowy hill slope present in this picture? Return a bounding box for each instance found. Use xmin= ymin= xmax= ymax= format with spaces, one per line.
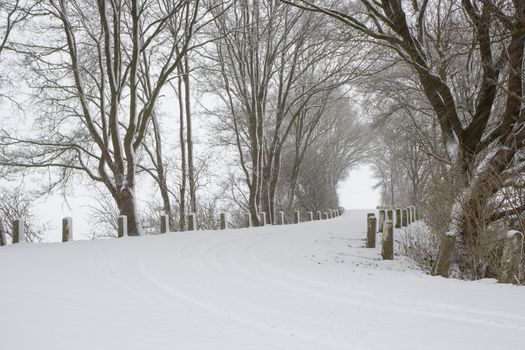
xmin=0 ymin=210 xmax=523 ymax=350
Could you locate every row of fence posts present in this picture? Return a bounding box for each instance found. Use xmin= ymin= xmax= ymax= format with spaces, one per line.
xmin=366 ymin=205 xmax=419 ymax=261
xmin=0 ymin=208 xmax=345 ymax=246
xmin=245 ymin=208 xmax=343 ymax=228
xmin=366 ymin=205 xmax=524 ymax=284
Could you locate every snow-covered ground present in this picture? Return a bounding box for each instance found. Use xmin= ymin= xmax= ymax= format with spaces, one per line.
xmin=1 ymin=210 xmax=523 ymax=350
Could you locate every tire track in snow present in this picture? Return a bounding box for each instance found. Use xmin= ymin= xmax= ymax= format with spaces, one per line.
xmin=216 ymin=224 xmax=525 ymax=332
xmin=134 ymin=231 xmax=349 ymax=350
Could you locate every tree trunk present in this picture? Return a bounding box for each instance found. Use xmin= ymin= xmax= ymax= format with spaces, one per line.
xmin=152 ymin=112 xmax=173 ymax=230
xmin=184 ymin=55 xmax=197 ymax=215
xmin=119 ymin=186 xmax=143 ymax=236
xmin=454 ymin=140 xmax=522 ymax=278
xmin=177 ymin=67 xmax=187 ymax=231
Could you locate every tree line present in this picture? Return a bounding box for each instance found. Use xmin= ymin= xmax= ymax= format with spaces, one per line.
xmin=2 ymin=1 xmax=524 ymax=280
xmin=283 ymin=0 xmax=525 ymax=279
xmin=0 ymin=0 xmax=367 ymax=239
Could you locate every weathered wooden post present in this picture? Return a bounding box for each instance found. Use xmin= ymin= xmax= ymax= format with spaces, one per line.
xmin=366 ymin=214 xmax=377 ymax=248
xmin=498 ymin=230 xmax=524 ymax=284
xmin=410 ymin=206 xmax=416 ymax=223
xmin=414 ymin=206 xmax=420 ymax=221
xmin=160 ymin=214 xmax=169 ymax=234
xmin=386 ymin=209 xmax=393 ymax=223
xmin=307 ymin=212 xmax=314 ymax=221
xmin=118 ymin=215 xmax=127 ymax=238
xmin=323 ymin=212 xmax=329 ymax=220
xmin=294 ymin=210 xmax=301 ymax=224
xmin=260 ymin=212 xmax=267 ymax=226
xmin=244 ymin=213 xmax=252 ymax=227
xmin=277 ymin=211 xmax=285 ymax=225
xmin=219 ymin=213 xmax=226 ymax=230
xmin=406 ymin=207 xmax=412 ymax=225
xmin=62 ymin=217 xmax=73 ymax=242
xmin=402 ymin=209 xmax=408 ymax=227
xmin=188 ymin=213 xmax=196 ymax=231
xmin=316 ymin=211 xmax=322 ymax=220
xmin=431 ymin=232 xmax=457 ymax=277
xmin=378 ymin=209 xmax=385 ymax=233
xmin=395 ymin=208 xmax=401 ymax=229
xmin=382 ymin=220 xmax=394 ymax=260
xmin=0 ymin=221 xmax=6 ymax=246
xmin=13 ymin=218 xmax=24 ymax=243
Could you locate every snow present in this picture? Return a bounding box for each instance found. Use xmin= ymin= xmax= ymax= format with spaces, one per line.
xmin=0 ymin=210 xmax=523 ymax=350
xmin=507 ymin=230 xmax=523 ymax=239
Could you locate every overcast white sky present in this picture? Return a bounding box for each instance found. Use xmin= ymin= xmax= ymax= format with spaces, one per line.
xmin=337 ymin=164 xmax=379 ymax=210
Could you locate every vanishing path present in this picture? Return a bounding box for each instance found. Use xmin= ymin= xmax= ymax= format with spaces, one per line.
xmin=0 ymin=210 xmax=523 ymax=349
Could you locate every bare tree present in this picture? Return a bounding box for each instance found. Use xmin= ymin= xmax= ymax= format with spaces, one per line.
xmin=280 ymin=97 xmax=368 ymax=212
xmin=283 ymin=0 xmax=525 ymax=275
xmin=206 ymin=0 xmax=366 ymax=223
xmin=0 ymin=185 xmax=47 ymax=242
xmin=0 ymin=0 xmax=204 ymax=236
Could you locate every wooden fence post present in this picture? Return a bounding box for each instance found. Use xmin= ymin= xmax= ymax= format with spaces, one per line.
xmin=277 ymin=211 xmax=285 ymax=225
xmin=160 ymin=214 xmax=169 ymax=234
xmin=307 ymin=212 xmax=313 ymax=221
xmin=367 ymin=214 xmax=376 ymax=248
xmin=294 ymin=210 xmax=300 ymax=224
xmin=378 ymin=209 xmax=385 ymax=233
xmin=402 ymin=209 xmax=408 ymax=227
xmin=382 ymin=220 xmax=394 ymax=260
xmin=431 ymin=232 xmax=457 ymax=277
xmin=0 ymin=221 xmax=6 ymax=246
xmin=118 ymin=215 xmax=127 ymax=238
xmin=406 ymin=207 xmax=412 ymax=225
xmin=316 ymin=211 xmax=322 ymax=220
xmin=498 ymin=230 xmax=524 ymax=284
xmin=188 ymin=213 xmax=196 ymax=231
xmin=62 ymin=217 xmax=73 ymax=242
xmin=219 ymin=213 xmax=226 ymax=230
xmin=386 ymin=209 xmax=393 ymax=223
xmin=410 ymin=206 xmax=416 ymax=223
xmin=13 ymin=218 xmax=24 ymax=243
xmin=395 ymin=208 xmax=401 ymax=228
xmin=323 ymin=212 xmax=328 ymax=220
xmin=260 ymin=212 xmax=267 ymax=226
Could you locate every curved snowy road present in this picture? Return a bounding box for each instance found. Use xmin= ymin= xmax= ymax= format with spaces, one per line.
xmin=0 ymin=210 xmax=523 ymax=350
